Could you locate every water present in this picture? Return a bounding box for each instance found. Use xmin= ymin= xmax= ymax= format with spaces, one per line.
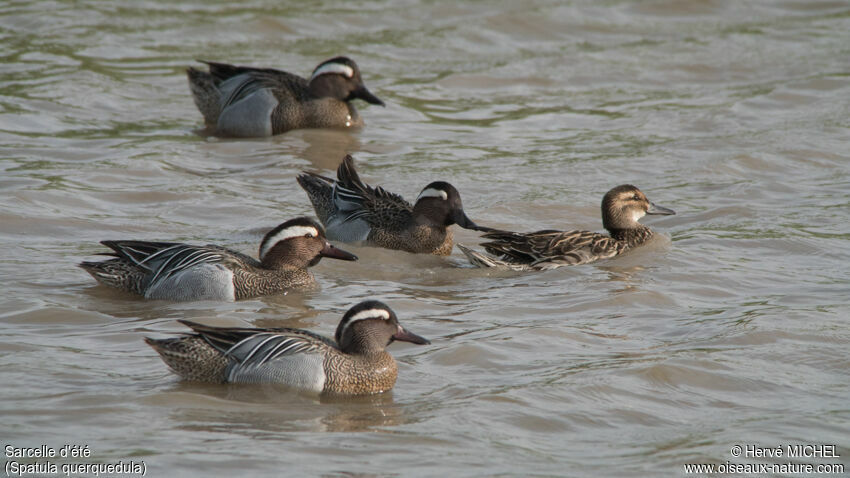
xmin=2 ymin=0 xmax=849 ymax=476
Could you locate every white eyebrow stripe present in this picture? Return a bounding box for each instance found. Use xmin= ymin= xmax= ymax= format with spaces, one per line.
xmin=338 ymin=308 xmax=391 ymax=340
xmin=349 ymin=308 xmax=390 ymax=322
xmin=260 ymin=226 xmax=319 ymax=258
xmin=416 ymin=188 xmax=448 ymax=201
xmin=311 ymin=63 xmax=355 ymax=80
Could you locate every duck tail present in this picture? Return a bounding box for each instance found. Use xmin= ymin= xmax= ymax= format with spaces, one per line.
xmin=78 ymin=259 xmax=147 ymax=295
xmin=186 ymin=66 xmax=221 ymax=126
xmin=457 ymin=244 xmax=499 ymax=268
xmin=296 ymin=172 xmax=336 ymax=225
xmin=457 ymin=244 xmax=529 ymax=271
xmin=336 ymin=154 xmax=370 ymax=193
xmin=144 ymin=335 xmax=228 ymax=383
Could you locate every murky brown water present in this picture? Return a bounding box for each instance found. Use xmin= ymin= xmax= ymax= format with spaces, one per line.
xmin=2 ymin=0 xmax=849 ymax=476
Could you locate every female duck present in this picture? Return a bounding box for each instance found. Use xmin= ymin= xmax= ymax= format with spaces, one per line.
xmin=145 ymin=300 xmax=430 ymax=395
xmin=458 ymin=184 xmax=675 ymax=270
xmin=79 ymin=217 xmax=357 ymax=301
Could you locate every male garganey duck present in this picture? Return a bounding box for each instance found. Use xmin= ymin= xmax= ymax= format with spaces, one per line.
xmin=79 ymin=217 xmax=357 ymax=301
xmin=187 ymin=56 xmax=384 ymax=137
xmin=145 ymin=300 xmax=429 ymax=395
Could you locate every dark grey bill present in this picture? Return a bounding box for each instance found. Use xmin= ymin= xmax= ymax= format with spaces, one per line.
xmin=353 ymin=86 xmax=385 ymax=106
xmin=320 ymin=242 xmax=359 ymax=261
xmin=647 ymin=202 xmax=676 ymax=215
xmin=393 ymin=326 xmax=430 ymax=345
xmin=453 ymin=210 xmax=483 ymax=230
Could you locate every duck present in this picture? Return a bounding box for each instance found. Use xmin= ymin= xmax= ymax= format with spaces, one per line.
xmin=458 ymin=184 xmax=675 ymax=270
xmin=79 ymin=217 xmax=357 ymax=301
xmin=145 ymin=300 xmax=430 ymax=395
xmin=187 ymin=56 xmax=385 ymax=137
xmin=297 ymin=154 xmax=484 ymax=255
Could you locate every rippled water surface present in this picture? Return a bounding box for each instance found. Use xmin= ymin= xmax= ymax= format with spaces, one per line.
xmin=2 ymin=0 xmax=850 ymax=476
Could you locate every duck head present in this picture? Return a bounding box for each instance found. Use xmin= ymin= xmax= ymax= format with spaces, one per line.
xmin=601 ymin=184 xmax=675 ymax=231
xmin=259 ymin=217 xmax=358 ymax=269
xmin=308 ymin=56 xmax=385 ymax=106
xmin=412 ymin=181 xmax=483 ymax=231
xmin=335 ymin=300 xmax=430 ymax=355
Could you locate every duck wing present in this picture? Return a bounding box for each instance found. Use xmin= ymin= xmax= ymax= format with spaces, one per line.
xmin=178 ymin=320 xmax=334 ymax=369
xmin=480 ymin=229 xmax=620 ymax=268
xmin=100 ymin=240 xmax=244 ymax=285
xmin=219 ymin=73 xmax=308 ymax=111
xmin=332 ymin=154 xmax=412 ymax=229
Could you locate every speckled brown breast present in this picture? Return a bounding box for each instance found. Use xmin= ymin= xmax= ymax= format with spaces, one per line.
xmin=272 ymin=97 xmax=362 ymax=134
xmin=322 ymin=350 xmax=399 ymax=395
xmin=613 ymin=225 xmax=654 ymax=249
xmin=231 ymin=267 xmax=316 ymax=300
xmin=369 ymin=225 xmax=453 ymax=255
xmin=305 ymin=99 xmax=362 ymax=128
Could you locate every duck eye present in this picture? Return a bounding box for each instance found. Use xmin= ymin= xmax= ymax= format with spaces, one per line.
xmin=632 ymin=194 xmax=641 ymax=201
xmin=304 ymin=232 xmax=315 ymax=238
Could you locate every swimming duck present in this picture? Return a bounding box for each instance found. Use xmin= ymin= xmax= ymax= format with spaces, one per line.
xmin=79 ymin=217 xmax=357 ymax=301
xmin=187 ymin=56 xmax=384 ymax=137
xmin=145 ymin=300 xmax=430 ymax=394
xmin=458 ymin=184 xmax=675 ymax=270
xmin=297 ymin=154 xmax=484 ymax=255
